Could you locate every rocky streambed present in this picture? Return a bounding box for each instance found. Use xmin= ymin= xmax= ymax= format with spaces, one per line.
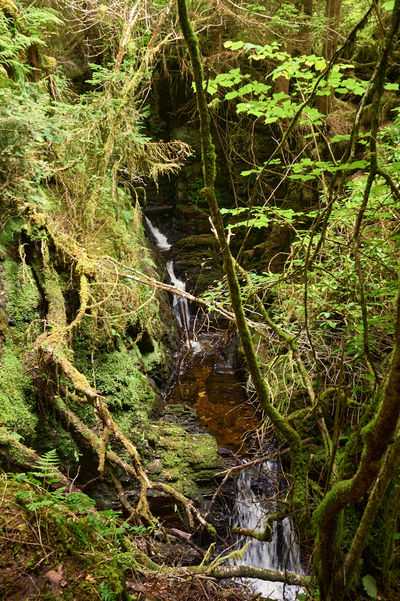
xmin=143 ymin=212 xmax=304 ymax=600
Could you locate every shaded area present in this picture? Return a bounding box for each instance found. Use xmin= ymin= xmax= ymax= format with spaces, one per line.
xmin=167 ymin=329 xmax=259 ymax=451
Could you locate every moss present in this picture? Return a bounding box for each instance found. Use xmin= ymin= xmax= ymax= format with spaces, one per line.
xmin=94 ymin=347 xmax=157 ymax=417
xmin=0 ymin=426 xmax=36 ymax=465
xmin=0 ymin=341 xmax=37 ymax=440
xmin=42 ymin=265 xmax=67 ymax=328
xmin=364 ymin=481 xmax=399 ymax=583
xmin=36 ymin=416 xmax=81 ymax=469
xmin=0 ymin=307 xmax=8 ymax=337
xmin=149 ymin=421 xmax=224 ymax=499
xmin=0 ymin=474 xmax=130 ymax=601
xmin=2 ymin=256 xmax=40 ymax=337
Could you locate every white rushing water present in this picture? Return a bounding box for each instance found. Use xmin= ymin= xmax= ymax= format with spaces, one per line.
xmin=144 ymin=216 xmax=171 ymax=251
xmin=231 ymin=459 xmax=303 ymax=601
xmin=166 ymin=260 xmax=191 ymax=337
xmin=144 ymin=217 xmax=191 ymax=342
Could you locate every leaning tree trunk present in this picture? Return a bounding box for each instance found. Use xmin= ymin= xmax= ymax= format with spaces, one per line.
xmin=176 ymin=0 xmax=308 ymax=516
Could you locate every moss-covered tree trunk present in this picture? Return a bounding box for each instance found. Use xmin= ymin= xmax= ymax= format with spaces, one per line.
xmin=176 ymin=0 xmax=308 ymax=516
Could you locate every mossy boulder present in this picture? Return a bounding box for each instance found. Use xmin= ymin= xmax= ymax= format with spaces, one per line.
xmin=0 ymin=256 xmax=39 ymax=442
xmin=1 ymin=256 xmax=41 ymax=337
xmin=0 ymin=342 xmax=38 ymax=439
xmin=148 ymin=420 xmax=224 ymax=501
xmin=94 ymin=348 xmax=157 ymax=413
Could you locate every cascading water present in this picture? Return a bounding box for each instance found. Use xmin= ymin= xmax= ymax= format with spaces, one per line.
xmin=144 ymin=216 xmax=191 ymax=342
xmin=231 ymin=457 xmax=303 ymax=600
xmin=145 ymin=214 xmax=303 ymax=599
xmin=144 ymin=216 xmax=171 ymax=252
xmin=166 ymin=260 xmax=190 ymax=338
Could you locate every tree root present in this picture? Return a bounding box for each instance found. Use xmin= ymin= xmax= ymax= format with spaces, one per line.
xmin=29 ymin=250 xmax=213 ymax=530
xmin=52 ymin=395 xmax=209 ymax=529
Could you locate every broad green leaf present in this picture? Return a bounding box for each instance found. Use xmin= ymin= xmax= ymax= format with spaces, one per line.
xmin=362 ymin=575 xmax=377 ymax=598
xmin=383 ymin=0 xmax=394 ymax=9
xmin=225 ymin=90 xmax=238 ymax=100
xmin=315 ymin=58 xmax=327 ymax=71
xmin=230 ymin=41 xmax=244 ymax=50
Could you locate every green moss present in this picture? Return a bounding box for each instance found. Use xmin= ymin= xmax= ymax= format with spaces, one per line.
xmin=0 ymin=475 xmax=130 ymax=600
xmin=149 ymin=421 xmax=224 ymax=499
xmin=94 ymin=347 xmax=157 ymax=416
xmin=2 ymin=256 xmax=40 ymax=337
xmin=36 ymin=417 xmax=81 ymax=468
xmin=0 ymin=254 xmax=40 ymax=440
xmin=0 ymin=341 xmax=37 ymax=439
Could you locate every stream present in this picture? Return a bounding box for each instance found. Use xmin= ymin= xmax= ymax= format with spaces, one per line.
xmin=145 ymin=215 xmax=303 ymax=601
xmin=231 ymin=457 xmax=303 ymax=600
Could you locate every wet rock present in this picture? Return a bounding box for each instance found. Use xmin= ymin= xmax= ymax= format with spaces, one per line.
xmin=147 ymin=420 xmax=224 ymax=502
xmin=169 ymin=234 xmax=223 ymax=294
xmin=219 ymin=447 xmax=236 ymax=458
xmin=151 ymin=539 xmax=202 ymax=565
xmin=146 ymin=458 xmax=163 ymax=474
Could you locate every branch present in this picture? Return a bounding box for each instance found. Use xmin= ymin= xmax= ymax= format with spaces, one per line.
xmin=206 ymin=564 xmax=308 ymax=587
xmin=130 ymin=542 xmax=310 ymax=587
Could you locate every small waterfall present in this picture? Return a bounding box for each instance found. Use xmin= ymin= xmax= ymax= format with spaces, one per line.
xmin=144 ymin=216 xmax=171 ymax=252
xmin=166 ymin=260 xmax=191 ymax=339
xmin=231 ymin=458 xmax=302 ymax=601
xmin=144 ymin=217 xmax=191 ymax=342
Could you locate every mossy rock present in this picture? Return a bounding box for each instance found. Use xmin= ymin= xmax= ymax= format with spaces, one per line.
xmin=89 ymin=347 xmax=158 ymax=419
xmin=170 ymin=234 xmax=222 ymax=294
xmin=1 ymin=256 xmax=41 ymax=337
xmin=148 ymin=421 xmax=224 ymax=500
xmin=172 ymin=234 xmax=218 ymax=253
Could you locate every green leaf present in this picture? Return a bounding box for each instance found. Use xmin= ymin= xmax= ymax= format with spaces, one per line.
xmin=362 ymin=575 xmax=377 ymax=598
xmin=383 ymin=0 xmax=394 ymax=9
xmin=229 ymin=41 xmax=244 ymax=50
xmin=331 ymin=134 xmax=350 ymax=143
xmin=225 ymin=90 xmax=238 ymax=100
xmin=315 ymin=58 xmax=327 ymax=71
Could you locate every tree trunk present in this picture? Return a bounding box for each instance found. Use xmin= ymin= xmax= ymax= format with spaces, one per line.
xmin=177 ymin=0 xmax=308 ymax=517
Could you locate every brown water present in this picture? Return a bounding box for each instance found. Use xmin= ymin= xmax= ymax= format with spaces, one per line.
xmin=167 ymin=331 xmax=259 ymax=451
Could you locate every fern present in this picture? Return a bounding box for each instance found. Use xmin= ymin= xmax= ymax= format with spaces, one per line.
xmin=30 ymin=449 xmax=60 ymax=483
xmin=99 ymin=581 xmax=117 ymax=601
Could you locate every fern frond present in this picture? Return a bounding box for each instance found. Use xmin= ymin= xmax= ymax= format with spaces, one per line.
xmin=31 ymin=449 xmax=60 ymax=481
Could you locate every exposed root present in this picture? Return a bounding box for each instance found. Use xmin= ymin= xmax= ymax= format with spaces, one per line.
xmin=27 ymin=245 xmax=214 ymax=530
xmin=52 ymin=395 xmax=210 ymax=529
xmin=107 ymin=465 xmax=137 ymax=519
xmin=98 ymin=425 xmax=109 ymax=475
